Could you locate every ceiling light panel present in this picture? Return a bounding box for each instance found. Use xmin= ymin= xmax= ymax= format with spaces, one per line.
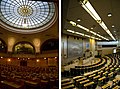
xmin=67 ymin=29 xmax=101 ymax=40
xmin=78 ymin=0 xmax=116 ymax=40
xmin=80 ymin=0 xmax=101 ymax=21
xmin=108 ymin=13 xmax=112 ymax=17
xmin=68 ymin=20 xmax=109 ymax=40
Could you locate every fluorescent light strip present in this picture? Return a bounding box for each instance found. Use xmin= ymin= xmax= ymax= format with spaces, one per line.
xmin=91 ymin=36 xmax=95 ymax=39
xmin=81 ymin=0 xmax=101 ymax=21
xmin=99 ymin=21 xmax=108 ymax=30
xmin=67 ymin=29 xmax=75 ymax=33
xmin=90 ymin=31 xmax=96 ymax=35
xmin=69 ymin=20 xmax=108 ymax=40
xmin=85 ymin=34 xmax=90 ymax=38
xmin=69 ymin=21 xmax=76 ymax=26
xmin=77 ymin=24 xmax=89 ymax=32
xmin=67 ymin=29 xmax=101 ymax=40
xmin=75 ymin=32 xmax=84 ymax=36
xmin=79 ymin=0 xmax=116 ymax=40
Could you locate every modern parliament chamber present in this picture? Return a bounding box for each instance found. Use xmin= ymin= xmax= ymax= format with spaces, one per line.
xmin=0 ymin=0 xmax=59 ymax=89
xmin=62 ymin=0 xmax=120 ymax=89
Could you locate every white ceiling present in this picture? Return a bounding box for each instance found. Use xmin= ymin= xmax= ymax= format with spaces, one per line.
xmin=62 ymin=0 xmax=120 ymax=41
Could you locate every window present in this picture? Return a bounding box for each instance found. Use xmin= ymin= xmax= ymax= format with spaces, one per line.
xmin=0 ymin=0 xmax=57 ymax=33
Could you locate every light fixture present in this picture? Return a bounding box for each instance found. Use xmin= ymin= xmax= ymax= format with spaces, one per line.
xmin=44 ymin=58 xmax=47 ymax=60
xmin=112 ymin=25 xmax=115 ymax=28
xmin=78 ymin=0 xmax=116 ymax=40
xmin=99 ymin=21 xmax=108 ymax=30
xmin=106 ymin=30 xmax=115 ymax=40
xmin=90 ymin=27 xmax=93 ymax=29
xmin=77 ymin=24 xmax=89 ymax=32
xmin=79 ymin=0 xmax=101 ymax=21
xmin=108 ymin=13 xmax=112 ymax=17
xmin=75 ymin=32 xmax=84 ymax=36
xmin=68 ymin=20 xmax=109 ymax=40
xmin=77 ymin=19 xmax=81 ymax=22
xmin=90 ymin=31 xmax=96 ymax=35
xmin=91 ymin=36 xmax=95 ymax=39
xmin=85 ymin=34 xmax=90 ymax=38
xmin=7 ymin=59 xmax=11 ymax=62
xmin=36 ymin=59 xmax=40 ymax=62
xmin=67 ymin=29 xmax=102 ymax=40
xmin=55 ymin=57 xmax=57 ymax=59
xmin=69 ymin=21 xmax=76 ymax=26
xmin=67 ymin=29 xmax=75 ymax=33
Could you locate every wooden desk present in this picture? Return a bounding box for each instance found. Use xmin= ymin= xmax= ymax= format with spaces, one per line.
xmin=61 ymin=79 xmax=70 ymax=83
xmin=61 ymin=82 xmax=73 ymax=87
xmin=62 ymin=84 xmax=74 ymax=89
xmin=105 ymin=67 xmax=109 ymax=71
xmin=73 ymin=76 xmax=83 ymax=80
xmin=93 ymin=75 xmax=100 ymax=79
xmin=116 ymin=75 xmax=120 ymax=80
xmin=14 ymin=76 xmax=21 ymax=79
xmin=98 ymin=71 xmax=103 ymax=74
xmin=103 ymin=71 xmax=108 ymax=76
xmin=115 ymin=68 xmax=119 ymax=71
xmin=102 ymin=83 xmax=109 ymax=89
xmin=80 ymin=79 xmax=89 ymax=84
xmin=84 ymin=81 xmax=94 ymax=87
xmin=1 ymin=80 xmax=23 ymax=89
xmin=113 ymin=85 xmax=120 ymax=89
xmin=113 ymin=79 xmax=118 ymax=83
xmin=84 ymin=72 xmax=92 ymax=77
xmin=89 ymin=74 xmax=96 ymax=78
xmin=1 ymin=75 xmax=6 ymax=78
xmin=108 ymin=72 xmax=113 ymax=77
xmin=110 ymin=68 xmax=114 ymax=71
xmin=25 ymin=80 xmax=38 ymax=85
xmin=76 ymin=77 xmax=86 ymax=82
xmin=98 ymin=76 xmax=106 ymax=81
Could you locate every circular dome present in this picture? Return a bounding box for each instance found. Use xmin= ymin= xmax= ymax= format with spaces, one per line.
xmin=0 ymin=0 xmax=58 ymax=34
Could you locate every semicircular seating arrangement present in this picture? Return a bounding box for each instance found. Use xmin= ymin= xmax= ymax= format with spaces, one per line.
xmin=0 ymin=64 xmax=59 ymax=89
xmin=62 ymin=58 xmax=107 ymax=77
xmin=61 ymin=53 xmax=120 ymax=89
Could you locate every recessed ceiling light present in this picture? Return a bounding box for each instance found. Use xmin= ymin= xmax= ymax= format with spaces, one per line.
xmin=77 ymin=19 xmax=81 ymax=22
xmin=112 ymin=25 xmax=115 ymax=28
xmin=91 ymin=27 xmax=93 ymax=29
xmin=108 ymin=13 xmax=112 ymax=17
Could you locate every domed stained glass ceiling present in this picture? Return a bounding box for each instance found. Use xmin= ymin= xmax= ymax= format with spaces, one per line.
xmin=0 ymin=0 xmax=57 ymax=34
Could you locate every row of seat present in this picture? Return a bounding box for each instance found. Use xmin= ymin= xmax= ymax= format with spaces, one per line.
xmin=61 ymin=79 xmax=75 ymax=89
xmin=61 ymin=53 xmax=120 ymax=89
xmin=70 ymin=58 xmax=106 ymax=76
xmin=62 ymin=58 xmax=106 ymax=77
xmin=0 ymin=64 xmax=59 ymax=89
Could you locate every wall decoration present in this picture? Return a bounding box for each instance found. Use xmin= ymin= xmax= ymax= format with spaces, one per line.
xmin=67 ymin=36 xmax=83 ymax=58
